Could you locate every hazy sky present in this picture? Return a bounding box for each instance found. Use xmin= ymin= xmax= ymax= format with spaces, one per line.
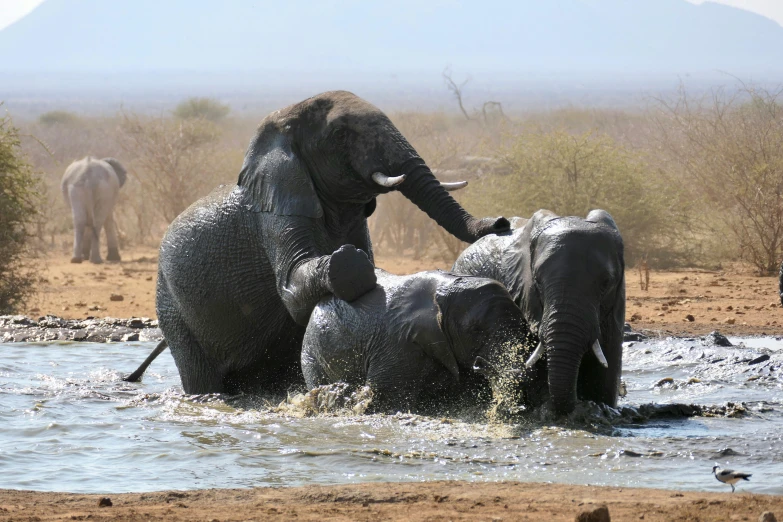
xmin=1 ymin=0 xmax=782 ymax=31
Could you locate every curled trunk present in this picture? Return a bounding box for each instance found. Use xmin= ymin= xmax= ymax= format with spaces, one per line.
xmin=398 ymin=162 xmax=500 ymax=243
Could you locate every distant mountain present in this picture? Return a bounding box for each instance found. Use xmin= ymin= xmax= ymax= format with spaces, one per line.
xmin=1 ymin=0 xmax=782 ymax=76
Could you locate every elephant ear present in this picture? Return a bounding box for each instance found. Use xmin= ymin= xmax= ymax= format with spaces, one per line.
xmin=238 ymin=129 xmax=323 ymax=218
xmin=102 ymin=158 xmax=127 ymax=188
xmin=401 ymin=279 xmax=460 ymax=381
xmin=503 ymin=209 xmax=557 ymax=334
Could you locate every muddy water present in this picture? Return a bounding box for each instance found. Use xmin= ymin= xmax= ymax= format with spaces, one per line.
xmin=1 ymin=337 xmax=781 ymax=494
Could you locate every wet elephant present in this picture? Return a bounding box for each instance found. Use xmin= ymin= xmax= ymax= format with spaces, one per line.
xmin=453 ymin=209 xmax=625 ymax=414
xmin=149 ymin=91 xmax=509 ymax=394
xmin=301 ymin=269 xmax=529 ymax=412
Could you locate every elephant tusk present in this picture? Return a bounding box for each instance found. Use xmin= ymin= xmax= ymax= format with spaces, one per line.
xmin=592 ymin=339 xmax=609 ymax=368
xmin=372 ymin=172 xmax=406 ymax=187
xmin=525 ymin=342 xmax=545 ymax=368
xmin=440 ymin=180 xmax=468 ymax=191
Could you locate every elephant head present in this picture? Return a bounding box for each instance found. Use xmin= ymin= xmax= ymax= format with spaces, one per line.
xmin=431 ymin=276 xmax=529 ymax=411
xmin=521 ymin=209 xmax=625 ymax=414
xmin=238 ymin=91 xmax=508 ymax=243
xmin=101 ymin=158 xmax=127 ymax=188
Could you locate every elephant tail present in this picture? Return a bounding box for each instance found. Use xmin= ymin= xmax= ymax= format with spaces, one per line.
xmin=123 ymin=339 xmax=168 ymax=382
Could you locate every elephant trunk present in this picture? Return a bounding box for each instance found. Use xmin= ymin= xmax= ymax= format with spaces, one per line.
xmin=397 ymin=162 xmax=505 ymax=244
xmin=541 ymin=300 xmax=599 ymax=414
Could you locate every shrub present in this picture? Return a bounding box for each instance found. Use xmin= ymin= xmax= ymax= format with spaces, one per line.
xmin=464 ymin=129 xmax=683 ymax=265
xmin=37 ymin=110 xmax=80 ymax=126
xmin=652 ymin=84 xmax=783 ymax=274
xmin=0 ymin=112 xmax=42 ymax=312
xmin=119 ymin=112 xmax=233 ymax=229
xmin=173 ymin=97 xmax=230 ymax=122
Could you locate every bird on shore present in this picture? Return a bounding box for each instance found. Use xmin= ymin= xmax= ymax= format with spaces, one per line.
xmin=712 ymin=465 xmax=751 ymax=493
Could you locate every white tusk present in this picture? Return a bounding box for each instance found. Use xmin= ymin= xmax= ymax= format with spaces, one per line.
xmin=525 ymin=342 xmax=545 ymax=368
xmin=440 ymin=180 xmax=468 ymax=191
xmin=592 ymin=339 xmax=609 ymax=368
xmin=372 ymin=172 xmax=406 ymax=187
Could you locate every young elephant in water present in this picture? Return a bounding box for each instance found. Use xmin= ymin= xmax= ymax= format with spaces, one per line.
xmin=301 ymin=269 xmax=530 ymax=413
xmin=453 ymin=209 xmax=625 ymax=414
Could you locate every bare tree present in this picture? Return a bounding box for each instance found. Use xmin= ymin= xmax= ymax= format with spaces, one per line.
xmin=118 ymin=112 xmax=229 ymax=235
xmin=443 ymin=67 xmax=472 ymax=120
xmin=652 ymin=82 xmax=783 ymax=274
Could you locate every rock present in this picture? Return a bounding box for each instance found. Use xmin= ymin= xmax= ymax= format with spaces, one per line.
xmin=110 ymin=294 xmax=124 ymax=302
xmin=575 ymin=505 xmax=610 ymax=522
xmin=748 ymin=354 xmax=770 ymax=365
xmin=685 ymin=314 xmax=695 ymax=322
xmin=655 ymin=377 xmax=675 ymax=387
xmin=704 ymin=330 xmax=733 ymax=347
xmin=122 ymin=332 xmax=140 ymax=342
xmin=724 ymin=318 xmax=736 ymax=325
xmin=759 ymin=512 xmax=777 ymax=522
xmin=98 ymin=497 xmax=113 ymax=507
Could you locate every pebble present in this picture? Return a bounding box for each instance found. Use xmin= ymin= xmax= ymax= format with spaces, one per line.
xmin=110 ymin=294 xmax=124 ymax=301
xmin=575 ymin=505 xmax=610 ymax=522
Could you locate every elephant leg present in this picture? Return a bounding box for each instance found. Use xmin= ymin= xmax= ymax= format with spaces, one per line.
xmin=264 ymin=214 xmax=376 ymax=325
xmin=105 ymin=213 xmax=121 ymax=262
xmin=81 ymin=226 xmax=93 ymax=261
xmin=88 ymin=221 xmax=104 ymax=264
xmin=69 ymin=188 xmax=88 ymax=263
xmin=345 ymin=218 xmax=374 ymax=265
xmin=159 ymin=300 xmax=225 ymax=394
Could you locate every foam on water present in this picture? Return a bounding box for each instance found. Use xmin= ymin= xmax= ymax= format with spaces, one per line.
xmin=0 ymin=338 xmax=781 ymax=494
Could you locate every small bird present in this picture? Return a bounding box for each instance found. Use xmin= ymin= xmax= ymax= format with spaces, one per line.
xmin=712 ymin=465 xmax=752 ymax=493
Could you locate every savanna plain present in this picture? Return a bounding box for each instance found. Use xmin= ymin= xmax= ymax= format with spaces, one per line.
xmin=3 ymin=89 xmax=783 ymax=521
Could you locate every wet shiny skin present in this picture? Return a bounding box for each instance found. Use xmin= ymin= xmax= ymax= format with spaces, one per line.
xmin=1 ymin=337 xmax=781 ymax=494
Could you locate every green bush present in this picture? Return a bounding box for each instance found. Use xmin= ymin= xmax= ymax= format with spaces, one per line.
xmin=0 ymin=112 xmax=42 ymax=312
xmin=465 ymin=129 xmax=684 ymax=265
xmin=37 ymin=110 xmax=80 ymax=126
xmin=173 ymin=97 xmax=230 ymax=122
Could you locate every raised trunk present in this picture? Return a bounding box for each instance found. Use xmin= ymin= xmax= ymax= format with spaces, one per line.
xmin=398 ymin=162 xmax=501 ymax=244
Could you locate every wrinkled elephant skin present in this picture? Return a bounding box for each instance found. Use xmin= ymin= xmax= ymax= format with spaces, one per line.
xmin=155 ymin=91 xmax=510 ymax=395
xmin=301 ymin=269 xmax=528 ymax=412
xmin=453 ymin=209 xmax=625 ymax=414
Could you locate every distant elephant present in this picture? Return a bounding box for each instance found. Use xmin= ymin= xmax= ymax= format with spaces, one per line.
xmin=301 ymin=269 xmax=529 ymax=412
xmin=453 ymin=209 xmax=625 ymax=414
xmin=61 ymin=156 xmax=127 ymax=264
xmin=151 ymin=91 xmax=509 ymax=395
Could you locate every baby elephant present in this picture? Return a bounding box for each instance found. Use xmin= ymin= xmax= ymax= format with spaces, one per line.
xmin=301 ymin=269 xmax=529 ymax=413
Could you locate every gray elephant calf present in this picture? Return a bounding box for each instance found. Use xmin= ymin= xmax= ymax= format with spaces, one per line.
xmin=301 ymin=269 xmax=529 ymax=413
xmin=61 ymin=156 xmax=127 ymax=264
xmin=453 ymin=209 xmax=625 ymax=414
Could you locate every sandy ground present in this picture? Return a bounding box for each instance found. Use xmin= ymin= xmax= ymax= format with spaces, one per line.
xmin=23 ymin=247 xmax=783 ymax=338
xmin=1 ymin=481 xmax=781 ymax=521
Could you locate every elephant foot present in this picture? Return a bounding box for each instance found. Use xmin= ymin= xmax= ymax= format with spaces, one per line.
xmin=328 ymin=244 xmax=376 ymax=302
xmin=107 ymin=249 xmax=121 ymax=262
xmin=70 ymin=256 xmax=83 ymax=264
xmin=89 ymin=257 xmax=104 ymax=265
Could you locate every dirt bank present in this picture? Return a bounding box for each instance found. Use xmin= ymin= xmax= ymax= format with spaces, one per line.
xmin=1 ymin=481 xmax=780 ymax=521
xmin=22 ymin=248 xmax=783 ymax=337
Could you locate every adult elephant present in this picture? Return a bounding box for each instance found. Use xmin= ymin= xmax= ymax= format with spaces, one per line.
xmin=151 ymin=91 xmax=509 ymax=395
xmin=453 ymin=209 xmax=625 ymax=414
xmin=61 ymin=156 xmax=127 ymax=264
xmin=301 ymin=269 xmax=529 ymax=413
